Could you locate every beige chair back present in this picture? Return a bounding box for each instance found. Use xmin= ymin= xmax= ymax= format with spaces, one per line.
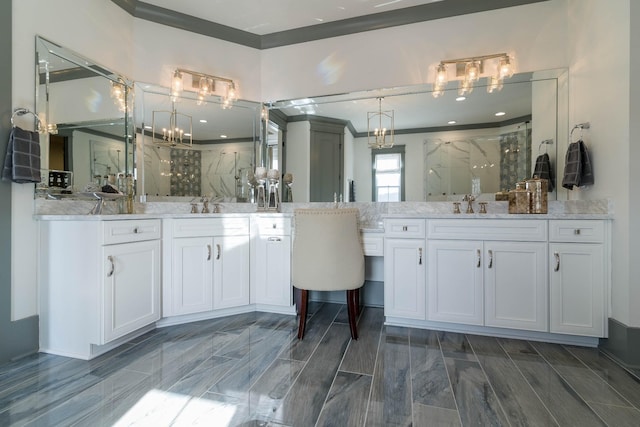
xmin=292 ymin=208 xmax=365 ymax=291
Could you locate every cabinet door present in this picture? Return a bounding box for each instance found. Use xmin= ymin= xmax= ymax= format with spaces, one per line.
xmin=102 ymin=239 xmax=160 ymax=343
xmin=484 ymin=241 xmax=547 ymax=332
xmin=213 ymin=235 xmax=250 ymax=309
xmin=384 ymin=238 xmax=426 ymax=320
xmin=254 ymin=235 xmax=292 ymax=307
xmin=428 ymin=240 xmax=483 ymax=325
xmin=172 ymin=237 xmax=214 ymax=315
xmin=550 ymin=243 xmax=604 ymax=336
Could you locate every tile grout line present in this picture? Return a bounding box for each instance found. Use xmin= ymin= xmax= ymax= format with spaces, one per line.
xmin=361 ymin=312 xmax=385 ymax=427
xmin=436 ymin=330 xmax=464 ymax=427
xmin=494 ymin=338 xmax=561 ymax=426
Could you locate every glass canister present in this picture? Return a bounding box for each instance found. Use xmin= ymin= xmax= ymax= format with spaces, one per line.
xmin=508 ymin=182 xmax=531 ymax=214
xmin=526 ymin=176 xmax=548 ymax=214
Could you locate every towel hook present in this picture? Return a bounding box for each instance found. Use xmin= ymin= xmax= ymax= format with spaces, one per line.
xmin=538 ymin=138 xmax=554 ymax=153
xmin=11 ymin=108 xmax=45 ymax=133
xmin=570 ymin=122 xmax=590 ymax=142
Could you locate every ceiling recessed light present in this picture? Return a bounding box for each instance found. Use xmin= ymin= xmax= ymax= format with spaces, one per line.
xmin=144 ymin=125 xmax=152 ymax=130
xmin=495 ymin=111 xmax=506 ymax=116
xmin=184 ymin=133 xmax=192 ymax=137
xmin=456 ymin=96 xmax=466 ymax=102
xmin=448 ymin=120 xmax=456 ymax=124
xmin=220 ymin=134 xmax=228 ymax=138
xmin=199 ymin=119 xmax=207 ymax=123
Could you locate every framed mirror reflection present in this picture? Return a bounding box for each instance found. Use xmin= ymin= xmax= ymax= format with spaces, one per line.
xmin=269 ymin=69 xmax=567 ymax=203
xmin=35 ymin=35 xmax=134 ymax=195
xmin=135 ymin=83 xmax=262 ymax=201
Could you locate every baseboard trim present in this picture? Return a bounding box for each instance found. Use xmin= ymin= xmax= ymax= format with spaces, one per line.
xmin=599 ymin=318 xmax=640 ymax=369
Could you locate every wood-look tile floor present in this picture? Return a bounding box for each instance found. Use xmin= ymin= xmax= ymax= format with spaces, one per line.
xmin=2 ymin=303 xmax=640 ymax=426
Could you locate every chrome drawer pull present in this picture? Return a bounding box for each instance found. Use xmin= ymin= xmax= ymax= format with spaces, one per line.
xmin=207 ymin=244 xmax=212 ymax=261
xmin=488 ymin=250 xmax=493 ymax=269
xmin=107 ymin=256 xmax=115 ymax=277
xmin=134 ymin=227 xmax=140 ymax=234
xmin=216 ymin=244 xmax=221 ymax=260
xmin=574 ymin=229 xmax=581 ymax=235
xmin=418 ymin=248 xmax=423 ymax=265
xmin=554 ymin=252 xmax=560 ymax=272
xmin=477 ymin=249 xmax=481 ymax=268
xmin=402 ymin=226 xmax=408 ymax=231
xmin=268 ymin=237 xmax=282 ymax=242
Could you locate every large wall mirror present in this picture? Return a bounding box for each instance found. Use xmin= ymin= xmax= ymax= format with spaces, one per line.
xmin=35 ymin=36 xmax=134 ymax=194
xmin=270 ymin=69 xmax=567 ymax=202
xmin=135 ymin=83 xmax=262 ymax=201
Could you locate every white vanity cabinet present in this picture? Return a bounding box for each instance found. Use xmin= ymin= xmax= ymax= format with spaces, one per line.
xmin=251 ymin=216 xmax=293 ymax=311
xmin=384 ymin=219 xmax=426 ymax=320
xmin=163 ymin=217 xmax=250 ymax=317
xmin=427 ymin=220 xmax=548 ymax=332
xmin=39 ymin=219 xmax=161 ymax=359
xmin=549 ymin=220 xmax=606 ymax=336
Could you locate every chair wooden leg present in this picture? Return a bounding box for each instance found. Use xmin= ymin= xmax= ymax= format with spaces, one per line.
xmin=355 ymin=288 xmax=361 ymax=316
xmin=347 ymin=289 xmax=358 ymax=340
xmin=297 ymin=289 xmax=309 ymax=340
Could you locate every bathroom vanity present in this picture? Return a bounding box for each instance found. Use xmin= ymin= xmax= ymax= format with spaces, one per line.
xmin=36 ymin=200 xmax=612 ymax=359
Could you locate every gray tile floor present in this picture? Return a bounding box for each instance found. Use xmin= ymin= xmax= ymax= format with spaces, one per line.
xmin=1 ymin=303 xmax=640 ymax=426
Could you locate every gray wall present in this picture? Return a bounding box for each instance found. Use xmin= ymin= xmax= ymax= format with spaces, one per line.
xmin=0 ymin=0 xmax=39 ymax=363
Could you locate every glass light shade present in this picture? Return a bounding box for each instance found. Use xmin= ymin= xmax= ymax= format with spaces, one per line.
xmin=465 ymin=61 xmax=480 ymax=83
xmin=435 ymin=63 xmax=448 ymax=86
xmin=458 ymin=78 xmax=474 ymax=96
xmin=499 ymin=56 xmax=514 ymax=79
xmin=171 ymin=70 xmax=183 ymax=98
xmin=487 ymin=75 xmax=504 ymax=93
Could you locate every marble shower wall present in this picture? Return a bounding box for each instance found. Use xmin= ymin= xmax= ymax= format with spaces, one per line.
xmin=424 ymin=129 xmax=530 ymax=201
xmin=143 ymin=142 xmax=254 ymax=198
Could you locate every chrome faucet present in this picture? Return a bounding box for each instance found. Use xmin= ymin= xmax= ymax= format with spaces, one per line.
xmin=201 ymin=196 xmax=210 ymax=214
xmin=463 ymin=194 xmax=475 ymax=214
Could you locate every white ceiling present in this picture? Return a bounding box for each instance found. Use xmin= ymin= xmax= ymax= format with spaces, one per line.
xmin=143 ymin=0 xmax=443 ymax=35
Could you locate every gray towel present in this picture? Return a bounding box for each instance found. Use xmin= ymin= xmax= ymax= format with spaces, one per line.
xmin=562 ymin=140 xmax=594 ymax=190
xmin=2 ymin=126 xmax=41 ymax=183
xmin=533 ymin=152 xmax=554 ymax=192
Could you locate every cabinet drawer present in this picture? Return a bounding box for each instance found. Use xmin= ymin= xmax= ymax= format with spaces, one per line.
xmin=384 ymin=219 xmax=425 ymax=238
xmin=428 ymin=219 xmax=547 ymax=241
xmin=255 ymin=216 xmax=291 ymax=235
xmin=103 ymin=219 xmax=161 ymax=244
xmin=362 ymin=233 xmax=384 ymax=256
xmin=173 ymin=217 xmax=249 ymax=237
xmin=549 ymin=220 xmax=604 ymax=243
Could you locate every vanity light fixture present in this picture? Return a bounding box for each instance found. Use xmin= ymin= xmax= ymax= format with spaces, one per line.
xmin=151 ymin=101 xmax=193 ymax=147
xmin=170 ymin=68 xmax=239 ymax=109
xmin=432 ymin=53 xmax=515 ymax=98
xmin=367 ymin=97 xmax=394 ymax=149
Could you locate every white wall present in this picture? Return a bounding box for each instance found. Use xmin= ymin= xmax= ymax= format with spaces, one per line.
xmin=567 ymin=0 xmax=633 ymax=326
xmin=260 ymin=1 xmax=569 ymax=101
xmin=285 ymin=121 xmax=311 ymax=202
xmin=12 ymin=0 xmax=134 ymax=320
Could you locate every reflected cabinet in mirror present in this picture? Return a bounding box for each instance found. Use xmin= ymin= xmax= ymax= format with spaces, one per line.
xmin=135 ymin=83 xmax=262 ymax=201
xmin=269 ymin=69 xmax=567 ymax=202
xmin=35 ymin=36 xmax=134 ymax=195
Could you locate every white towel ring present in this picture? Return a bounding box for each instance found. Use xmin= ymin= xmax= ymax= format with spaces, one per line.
xmin=11 ymin=108 xmax=45 ymax=133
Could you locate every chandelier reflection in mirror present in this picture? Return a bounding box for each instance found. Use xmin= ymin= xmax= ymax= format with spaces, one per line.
xmin=367 ymin=97 xmax=394 ymax=149
xmin=432 ymin=53 xmax=515 ymax=98
xmin=171 ymin=69 xmax=238 ymax=109
xmin=152 ymin=102 xmax=193 ymax=147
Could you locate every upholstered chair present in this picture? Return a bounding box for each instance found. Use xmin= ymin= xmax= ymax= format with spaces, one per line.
xmin=292 ymin=208 xmax=365 ymax=340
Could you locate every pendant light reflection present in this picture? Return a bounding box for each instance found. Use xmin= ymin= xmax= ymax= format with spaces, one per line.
xmin=367 ymin=97 xmax=394 ymax=149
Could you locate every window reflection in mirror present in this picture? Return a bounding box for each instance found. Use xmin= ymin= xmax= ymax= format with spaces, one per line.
xmin=136 ymin=83 xmax=262 ymax=201
xmin=35 ymin=36 xmax=133 ymax=195
xmin=269 ymin=69 xmax=566 ymax=202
